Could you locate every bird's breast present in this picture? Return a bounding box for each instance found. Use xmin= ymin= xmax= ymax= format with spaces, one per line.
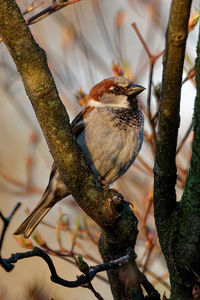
xmin=77 ymin=108 xmax=143 ymax=183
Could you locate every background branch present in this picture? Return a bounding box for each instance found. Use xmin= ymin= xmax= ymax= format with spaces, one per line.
xmin=0 ymin=203 xmax=160 ymax=299
xmin=0 ymin=203 xmax=137 ymax=300
xmin=26 ymin=0 xmax=81 ymax=25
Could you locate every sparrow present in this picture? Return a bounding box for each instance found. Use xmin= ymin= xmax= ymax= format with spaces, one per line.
xmin=15 ymin=77 xmax=145 ymax=238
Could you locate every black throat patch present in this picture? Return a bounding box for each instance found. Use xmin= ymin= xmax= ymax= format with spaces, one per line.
xmin=111 ymin=107 xmax=144 ymax=129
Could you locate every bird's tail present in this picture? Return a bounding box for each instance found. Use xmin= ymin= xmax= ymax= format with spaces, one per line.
xmin=14 ymin=163 xmax=69 ymax=238
xmin=14 ymin=189 xmax=55 ymax=239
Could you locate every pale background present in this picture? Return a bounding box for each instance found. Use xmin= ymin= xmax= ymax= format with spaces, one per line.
xmin=0 ymin=0 xmax=199 ymax=299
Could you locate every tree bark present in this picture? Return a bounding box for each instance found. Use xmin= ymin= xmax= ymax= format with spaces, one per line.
xmin=154 ymin=0 xmax=200 ymax=299
xmin=154 ymin=0 xmax=192 ymax=242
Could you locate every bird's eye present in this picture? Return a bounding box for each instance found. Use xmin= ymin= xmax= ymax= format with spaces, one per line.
xmin=114 ymin=86 xmax=121 ymax=92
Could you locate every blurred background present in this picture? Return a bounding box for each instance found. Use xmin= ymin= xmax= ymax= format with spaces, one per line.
xmin=0 ymin=0 xmax=199 ymax=299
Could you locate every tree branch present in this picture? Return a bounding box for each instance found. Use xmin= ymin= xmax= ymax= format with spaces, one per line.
xmin=0 ymin=204 xmax=138 ymax=300
xmin=153 ymin=2 xmax=200 ymax=299
xmin=0 ymin=203 xmax=21 ymax=271
xmin=181 ymin=24 xmax=200 ymax=216
xmin=26 ymin=0 xmax=81 ymax=25
xmin=168 ymin=22 xmax=200 ymax=300
xmin=153 ymin=0 xmax=192 ymax=241
xmin=0 ymin=0 xmax=122 ymax=233
xmin=1 ymin=246 xmax=134 ymax=288
xmin=1 ymin=202 xmax=161 ymax=300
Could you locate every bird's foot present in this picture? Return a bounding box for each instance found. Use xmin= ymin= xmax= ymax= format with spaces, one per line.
xmin=97 ymin=176 xmax=109 ymax=190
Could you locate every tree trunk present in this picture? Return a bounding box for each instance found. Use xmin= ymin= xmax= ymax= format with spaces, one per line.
xmin=154 ymin=0 xmax=200 ymax=298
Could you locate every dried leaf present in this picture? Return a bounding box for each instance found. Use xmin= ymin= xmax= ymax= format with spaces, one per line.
xmin=75 ymin=89 xmax=89 ymax=107
xmin=115 ymin=10 xmax=126 ymax=27
xmin=188 ymin=10 xmax=200 ymax=32
xmin=112 ymin=62 xmax=123 ymax=77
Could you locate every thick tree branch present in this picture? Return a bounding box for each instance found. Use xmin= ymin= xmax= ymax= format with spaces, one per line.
xmin=168 ymin=23 xmax=200 ymax=299
xmin=153 ymin=0 xmax=192 ymax=241
xmin=0 ymin=0 xmax=122 ymax=232
xmin=153 ymin=1 xmax=200 ymax=299
xmin=181 ymin=24 xmax=200 ymax=215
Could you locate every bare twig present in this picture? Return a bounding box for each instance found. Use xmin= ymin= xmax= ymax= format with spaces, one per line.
xmin=0 ymin=169 xmax=43 ymax=194
xmin=132 ymin=23 xmax=164 ymax=151
xmin=22 ymin=1 xmax=44 ymax=15
xmin=83 ymin=279 xmax=104 ymax=300
xmin=139 ymin=270 xmax=161 ymax=299
xmin=137 ymin=156 xmax=153 ymax=175
xmin=0 ymin=205 xmax=135 ymax=288
xmin=0 ymin=202 xmax=21 ymax=270
xmin=70 ymin=218 xmax=79 ymax=253
xmin=182 ymin=67 xmax=195 ymax=85
xmin=26 ymin=0 xmax=81 ymax=25
xmin=0 ymin=0 xmax=81 ymax=43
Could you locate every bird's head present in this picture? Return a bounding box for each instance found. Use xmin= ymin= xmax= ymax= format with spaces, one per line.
xmin=88 ymin=77 xmax=145 ymax=109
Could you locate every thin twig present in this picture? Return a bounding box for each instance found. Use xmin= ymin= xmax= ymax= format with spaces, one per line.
xmin=0 ymin=203 xmax=21 ymax=271
xmin=26 ymin=0 xmax=81 ymax=25
xmin=139 ymin=270 xmax=161 ymax=299
xmin=1 ymin=221 xmax=135 ymax=288
xmin=22 ymin=1 xmax=44 ymax=15
xmin=131 ymin=23 xmax=152 ymax=58
xmin=86 ymin=281 xmax=104 ymax=300
xmin=182 ymin=67 xmax=195 ymax=85
xmin=145 ymin=269 xmax=170 ymax=290
xmin=131 ymin=23 xmax=164 ymax=151
xmin=137 ymin=155 xmax=153 ymax=175
xmin=0 ymin=170 xmax=43 ymax=194
xmin=0 ymin=205 xmax=133 ymax=289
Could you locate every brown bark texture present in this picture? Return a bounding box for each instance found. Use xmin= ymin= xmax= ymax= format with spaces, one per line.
xmin=154 ymin=0 xmax=200 ymax=299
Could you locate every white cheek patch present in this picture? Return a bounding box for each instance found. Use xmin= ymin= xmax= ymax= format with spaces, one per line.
xmin=88 ymin=94 xmax=129 ymax=109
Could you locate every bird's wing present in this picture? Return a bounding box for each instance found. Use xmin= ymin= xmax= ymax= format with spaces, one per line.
xmin=14 ymin=107 xmax=96 ymax=238
xmin=71 ymin=106 xmax=94 ymax=138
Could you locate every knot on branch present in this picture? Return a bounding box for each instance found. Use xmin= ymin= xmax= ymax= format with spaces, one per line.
xmin=109 ymin=189 xmax=124 ymax=213
xmin=98 ymin=189 xmax=125 ymax=228
xmin=170 ymin=31 xmax=187 ymax=46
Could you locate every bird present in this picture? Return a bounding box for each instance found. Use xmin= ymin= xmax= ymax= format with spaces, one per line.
xmin=14 ymin=77 xmax=145 ymax=238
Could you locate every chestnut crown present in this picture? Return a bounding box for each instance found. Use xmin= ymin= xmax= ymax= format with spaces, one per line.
xmin=88 ymin=77 xmax=145 ymax=109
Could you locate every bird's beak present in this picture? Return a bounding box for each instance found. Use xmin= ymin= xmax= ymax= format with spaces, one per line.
xmin=127 ymin=84 xmax=145 ymax=96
